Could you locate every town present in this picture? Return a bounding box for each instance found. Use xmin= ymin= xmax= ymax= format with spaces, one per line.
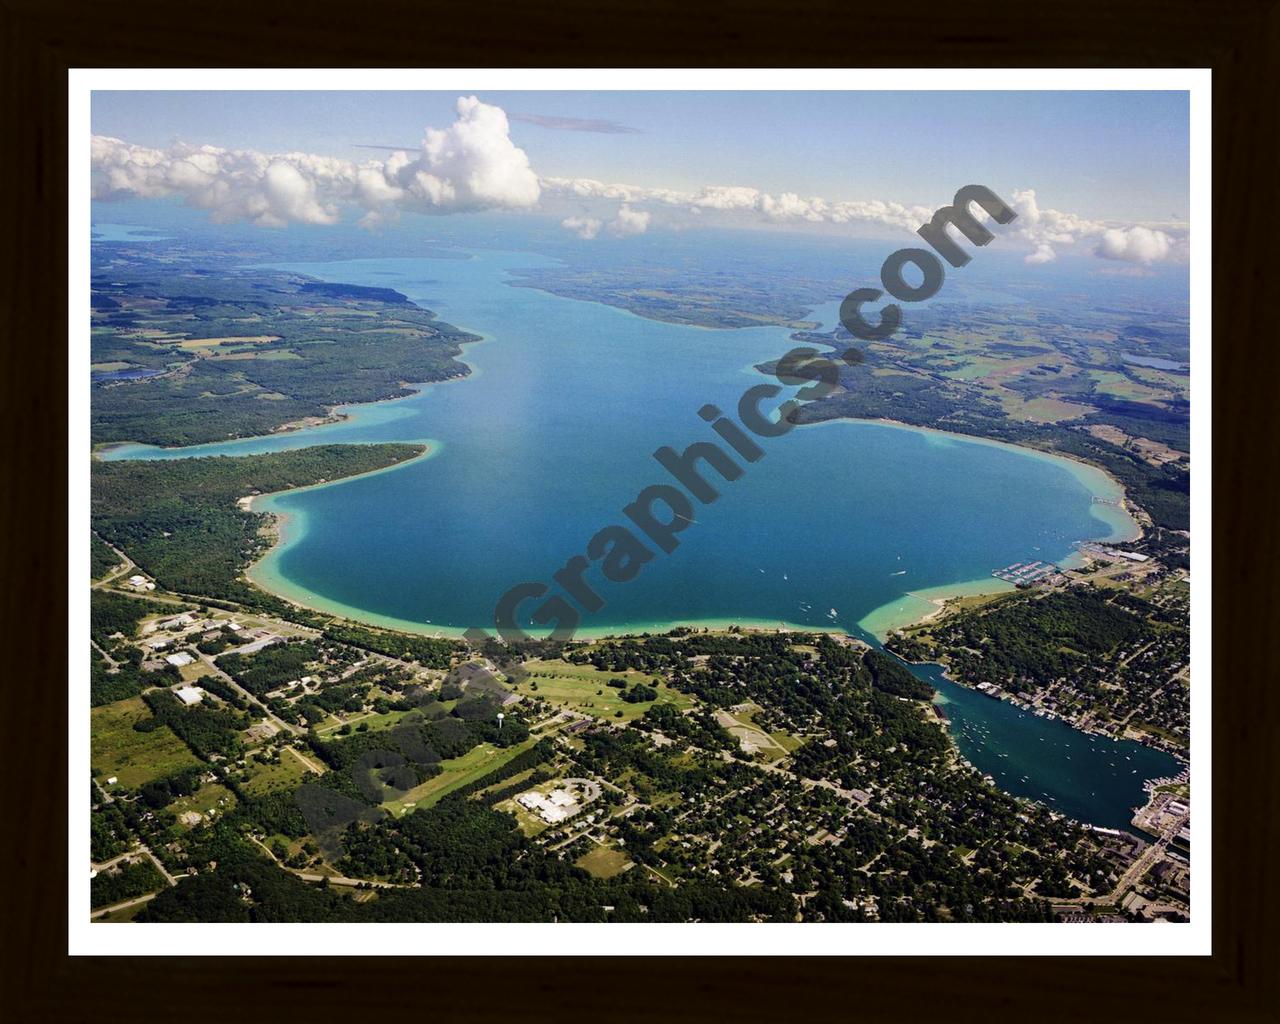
xmin=90 ymin=532 xmax=1190 ymax=924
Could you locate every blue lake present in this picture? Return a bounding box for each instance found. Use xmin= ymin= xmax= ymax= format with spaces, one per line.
xmin=102 ymin=249 xmax=1180 ymax=827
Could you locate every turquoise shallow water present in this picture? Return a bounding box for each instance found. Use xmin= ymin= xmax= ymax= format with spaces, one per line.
xmin=103 ymin=249 xmax=1178 ymax=826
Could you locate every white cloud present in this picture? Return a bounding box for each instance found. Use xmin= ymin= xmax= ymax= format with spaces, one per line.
xmin=561 ymin=215 xmax=602 ymax=240
xmin=560 ymin=205 xmax=650 ymax=240
xmin=91 ymin=96 xmax=539 ymax=227
xmin=610 ymin=205 xmax=650 ymax=236
xmin=93 ymin=103 xmax=1186 ymax=266
xmin=1094 ymin=225 xmax=1178 ymax=264
xmin=1002 ymin=188 xmax=1186 ymax=265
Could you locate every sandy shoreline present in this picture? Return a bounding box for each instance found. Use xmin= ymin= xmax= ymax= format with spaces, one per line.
xmin=239 ymin=413 xmax=1143 ymax=644
xmin=856 ymin=577 xmax=1017 ymax=640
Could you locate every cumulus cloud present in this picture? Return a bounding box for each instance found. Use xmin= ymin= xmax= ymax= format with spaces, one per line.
xmin=999 ymin=188 xmax=1186 ymax=266
xmin=1094 ymin=225 xmax=1178 ymax=264
xmin=561 ymin=215 xmax=602 ymax=239
xmin=91 ymin=96 xmax=539 ymax=227
xmin=610 ymin=204 xmax=650 ymax=236
xmin=92 ymin=100 xmax=1186 ymax=266
xmin=541 ymin=176 xmax=945 ymax=235
xmin=558 ymin=204 xmax=651 ymax=240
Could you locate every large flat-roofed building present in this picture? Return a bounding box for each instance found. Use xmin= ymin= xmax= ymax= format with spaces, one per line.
xmin=517 ymin=789 xmax=581 ymax=824
xmin=173 ymin=685 xmax=205 ymax=706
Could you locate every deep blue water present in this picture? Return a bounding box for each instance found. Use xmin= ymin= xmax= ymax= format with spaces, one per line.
xmin=102 ymin=248 xmax=1179 ymax=826
xmin=908 ymin=662 xmax=1178 ymax=830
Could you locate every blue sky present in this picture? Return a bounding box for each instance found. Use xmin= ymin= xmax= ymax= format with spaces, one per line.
xmin=92 ymin=90 xmax=1188 ymax=224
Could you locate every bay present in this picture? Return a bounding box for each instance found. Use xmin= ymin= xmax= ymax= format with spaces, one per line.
xmin=103 ymin=248 xmax=1179 ymax=826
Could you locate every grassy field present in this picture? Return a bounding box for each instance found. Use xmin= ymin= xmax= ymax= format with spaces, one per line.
xmin=383 ymin=738 xmax=538 ymax=816
xmin=714 ymin=704 xmax=794 ymax=762
xmin=1000 ymin=394 xmax=1094 ymax=423
xmin=94 ymin=897 xmax=156 ymax=922
xmin=518 ymin=659 xmax=693 ymax=722
xmin=315 ymin=707 xmax=410 ymax=737
xmin=91 ymin=697 xmax=201 ymax=788
xmin=575 ymin=845 xmax=633 ymax=879
xmin=241 ymin=749 xmax=316 ymax=797
xmin=168 ymin=782 xmax=236 ymax=827
xmin=178 ymin=662 xmax=213 ymax=683
xmin=1087 ymin=369 xmax=1169 ymax=403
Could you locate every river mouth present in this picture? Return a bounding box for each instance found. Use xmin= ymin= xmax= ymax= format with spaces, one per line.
xmin=103 ymin=246 xmax=1176 ymax=827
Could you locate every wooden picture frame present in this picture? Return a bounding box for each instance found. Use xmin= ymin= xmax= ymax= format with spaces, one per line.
xmin=3 ymin=0 xmax=1275 ymax=1018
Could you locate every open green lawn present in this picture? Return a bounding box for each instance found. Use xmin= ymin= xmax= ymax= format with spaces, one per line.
xmin=518 ymin=659 xmax=693 ymax=722
xmin=241 ymin=749 xmax=317 ymax=797
xmin=315 ymin=708 xmax=410 ymax=736
xmin=383 ymin=738 xmax=538 ymax=816
xmin=91 ymin=697 xmax=201 ymax=788
xmin=716 ymin=703 xmax=799 ymax=761
xmin=575 ymin=845 xmax=633 ymax=879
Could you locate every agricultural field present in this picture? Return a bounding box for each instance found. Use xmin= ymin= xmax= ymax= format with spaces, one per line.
xmin=90 ymin=262 xmax=480 ymax=448
xmin=90 ymin=696 xmax=201 ymax=789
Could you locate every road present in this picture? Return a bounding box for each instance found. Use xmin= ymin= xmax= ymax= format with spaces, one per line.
xmin=196 ymin=649 xmax=303 ymax=737
xmin=90 ymin=891 xmax=158 ymax=920
xmin=90 ymin=535 xmax=136 ymax=590
xmin=139 ymin=843 xmax=179 ymax=887
xmin=88 ymin=844 xmax=178 ymax=921
xmin=285 ymin=745 xmax=325 ymax=775
xmin=249 ymin=835 xmax=417 ymax=889
xmin=1052 ymin=812 xmax=1188 ymax=907
xmin=91 ymin=638 xmax=122 ymax=671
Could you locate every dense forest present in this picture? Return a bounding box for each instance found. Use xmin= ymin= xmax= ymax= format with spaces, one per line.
xmin=322 ymin=623 xmax=459 ymax=669
xmin=890 ymin=587 xmax=1148 ymax=691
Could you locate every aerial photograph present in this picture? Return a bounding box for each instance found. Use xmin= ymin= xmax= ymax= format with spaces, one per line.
xmin=82 ymin=85 xmax=1195 ymax=931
